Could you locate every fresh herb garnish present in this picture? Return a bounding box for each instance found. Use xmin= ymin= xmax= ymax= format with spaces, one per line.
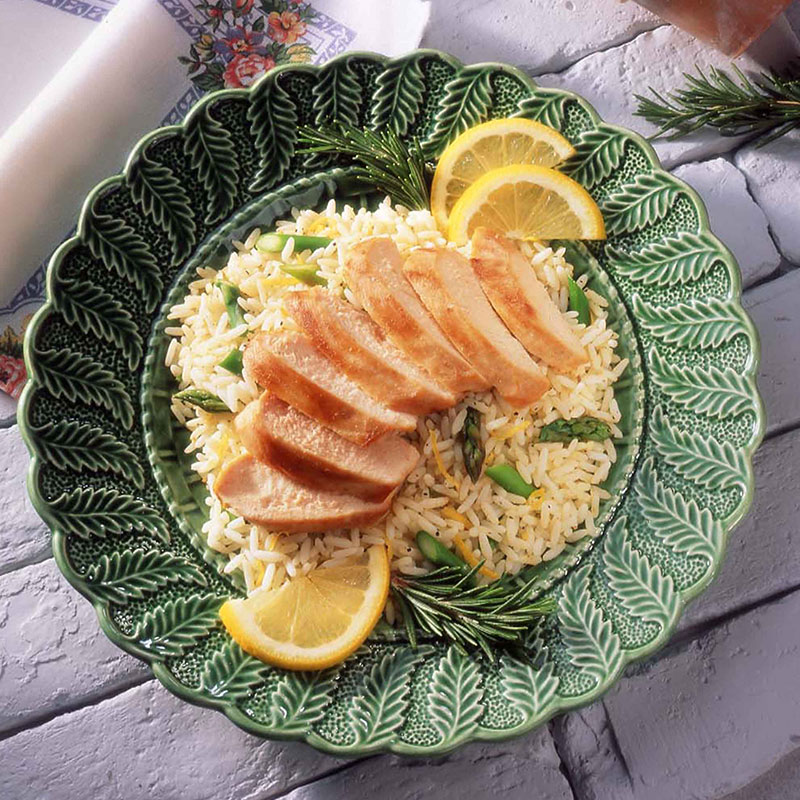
xmin=485 ymin=463 xmax=535 ymax=498
xmin=297 ymin=123 xmax=432 ymax=210
xmin=256 ymin=232 xmax=332 ymax=253
xmin=460 ymin=406 xmax=485 ymax=482
xmin=539 ymin=416 xmax=611 ymax=443
xmin=567 ymin=277 xmax=591 ymax=325
xmin=174 ymin=388 xmax=230 ymax=413
xmin=392 ymin=565 xmax=557 ymax=659
xmin=635 ymin=62 xmax=800 ymax=146
xmin=215 ymin=280 xmax=246 ymax=330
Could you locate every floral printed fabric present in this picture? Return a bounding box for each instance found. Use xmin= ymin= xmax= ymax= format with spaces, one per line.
xmin=181 ymin=1 xmax=318 ymax=90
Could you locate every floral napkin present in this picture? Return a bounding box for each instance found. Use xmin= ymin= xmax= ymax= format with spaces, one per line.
xmin=0 ymin=0 xmax=430 ymax=415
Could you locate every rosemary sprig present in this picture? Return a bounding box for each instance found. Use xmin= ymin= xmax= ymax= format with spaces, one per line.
xmin=297 ymin=123 xmax=432 ymax=209
xmin=392 ymin=565 xmax=556 ymax=659
xmin=635 ymin=62 xmax=800 ymax=146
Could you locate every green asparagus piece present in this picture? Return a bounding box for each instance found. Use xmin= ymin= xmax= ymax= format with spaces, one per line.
xmin=460 ymin=407 xmax=485 ymax=482
xmin=485 ymin=463 xmax=535 ymax=499
xmin=219 ymin=348 xmax=243 ymax=376
xmin=174 ymin=388 xmax=230 ymax=413
xmin=278 ymin=264 xmax=328 ymax=286
xmin=567 ymin=277 xmax=591 ymax=326
xmin=256 ymin=232 xmax=332 ymax=253
xmin=215 ymin=280 xmax=246 ymax=329
xmin=416 ymin=531 xmax=470 ymax=571
xmin=539 ymin=416 xmax=611 ymax=443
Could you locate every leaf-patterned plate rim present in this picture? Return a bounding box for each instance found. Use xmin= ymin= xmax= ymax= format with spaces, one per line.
xmin=18 ymin=49 xmax=765 ymax=756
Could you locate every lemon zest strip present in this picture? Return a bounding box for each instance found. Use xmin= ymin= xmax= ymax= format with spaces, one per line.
xmin=442 ymin=507 xmax=470 ymax=527
xmin=528 ymin=487 xmax=546 ymax=511
xmin=429 ymin=429 xmax=460 ymax=491
xmin=453 ymin=533 xmax=499 ymax=579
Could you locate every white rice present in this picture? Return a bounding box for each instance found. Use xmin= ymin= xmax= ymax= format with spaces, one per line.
xmin=165 ymin=199 xmax=626 ymax=595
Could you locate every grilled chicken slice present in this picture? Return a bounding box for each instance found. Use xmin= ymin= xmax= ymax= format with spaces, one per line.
xmin=344 ymin=237 xmax=488 ymax=395
xmin=236 ymin=394 xmax=419 ymax=501
xmin=403 ymin=247 xmax=550 ymax=407
xmin=243 ymin=330 xmax=416 ymax=445
xmin=471 ymin=228 xmax=588 ymax=371
xmin=285 ymin=288 xmax=455 ymax=414
xmin=215 ymin=454 xmax=393 ymax=532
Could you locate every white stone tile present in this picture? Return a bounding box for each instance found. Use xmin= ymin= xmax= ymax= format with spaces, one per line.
xmin=539 ymin=22 xmax=800 ymax=168
xmin=0 ymin=426 xmax=50 ymax=573
xmin=736 ymin=130 xmax=800 ymax=265
xmin=604 ymin=588 xmax=800 ymax=800
xmin=283 ymin=726 xmax=571 ymax=800
xmin=421 ymin=0 xmax=660 ymax=74
xmin=672 ymin=159 xmax=779 ymax=288
xmin=0 ymin=680 xmax=339 ymax=800
xmin=0 ymin=558 xmax=148 ymax=734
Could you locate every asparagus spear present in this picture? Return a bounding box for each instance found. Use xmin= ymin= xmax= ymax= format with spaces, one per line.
xmin=460 ymin=407 xmax=485 ymax=482
xmin=485 ymin=463 xmax=535 ymax=498
xmin=278 ymin=264 xmax=328 ymax=286
xmin=539 ymin=416 xmax=611 ymax=443
xmin=567 ymin=277 xmax=591 ymax=325
xmin=256 ymin=233 xmax=332 ymax=253
xmin=215 ymin=280 xmax=246 ymax=329
xmin=416 ymin=530 xmax=470 ymax=571
xmin=218 ymin=348 xmax=243 ymax=376
xmin=174 ymin=388 xmax=230 ymax=413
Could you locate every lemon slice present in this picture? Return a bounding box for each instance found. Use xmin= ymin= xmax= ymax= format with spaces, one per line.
xmin=431 ymin=118 xmax=576 ymax=231
xmin=447 ymin=164 xmax=606 ymax=244
xmin=220 ymin=545 xmax=389 ymax=670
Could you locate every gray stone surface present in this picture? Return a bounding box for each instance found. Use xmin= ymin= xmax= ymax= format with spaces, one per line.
xmin=736 ymin=131 xmax=800 ymax=266
xmin=722 ymin=749 xmax=800 ymax=800
xmin=672 ymin=159 xmax=780 ymax=288
xmin=0 ymin=425 xmax=50 ymax=574
xmin=281 ymin=727 xmax=572 ymax=800
xmin=604 ymin=589 xmax=800 ymax=800
xmin=0 ymin=680 xmax=341 ymax=800
xmin=539 ymin=23 xmax=800 ymax=168
xmin=743 ymin=269 xmax=800 ymax=435
xmin=0 ymin=558 xmax=148 ymax=734
xmin=551 ymin=703 xmax=634 ymax=800
xmin=421 ymin=0 xmax=660 ymax=75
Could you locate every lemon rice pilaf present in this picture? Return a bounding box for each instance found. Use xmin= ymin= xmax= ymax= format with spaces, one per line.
xmin=165 ymin=198 xmax=627 ymax=599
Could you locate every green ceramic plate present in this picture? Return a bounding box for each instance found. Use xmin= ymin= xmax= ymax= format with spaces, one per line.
xmin=19 ymin=50 xmax=764 ymax=756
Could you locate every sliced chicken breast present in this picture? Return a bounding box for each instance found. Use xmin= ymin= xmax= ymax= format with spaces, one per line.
xmin=236 ymin=394 xmax=420 ymax=501
xmin=403 ymin=247 xmax=550 ymax=407
xmin=344 ymin=237 xmax=488 ymax=395
xmin=215 ymin=454 xmax=393 ymax=532
xmin=285 ymin=288 xmax=455 ymax=414
xmin=243 ymin=330 xmax=416 ymax=445
xmin=471 ymin=228 xmax=588 ymax=371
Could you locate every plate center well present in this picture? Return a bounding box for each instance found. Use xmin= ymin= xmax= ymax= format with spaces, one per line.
xmin=141 ymin=170 xmax=646 ymax=598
